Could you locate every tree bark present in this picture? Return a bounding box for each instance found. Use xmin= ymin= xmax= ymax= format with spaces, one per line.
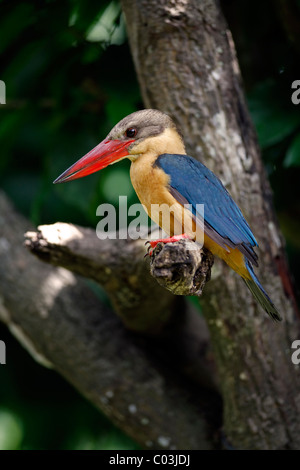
xmin=2 ymin=0 xmax=299 ymax=451
xmin=121 ymin=0 xmax=300 ymax=449
xmin=0 ymin=192 xmax=220 ymax=450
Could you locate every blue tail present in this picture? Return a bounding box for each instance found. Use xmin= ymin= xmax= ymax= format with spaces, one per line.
xmin=244 ymin=260 xmax=282 ymax=321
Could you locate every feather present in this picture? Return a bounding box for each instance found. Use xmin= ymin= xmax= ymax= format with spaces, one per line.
xmin=155 ymin=154 xmax=258 ymax=266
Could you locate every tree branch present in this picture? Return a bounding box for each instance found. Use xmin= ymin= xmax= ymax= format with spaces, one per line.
xmin=0 ymin=191 xmax=220 ymax=449
xmin=149 ymin=241 xmax=214 ymax=296
xmin=25 ymin=222 xmax=213 ymax=332
xmin=25 ymin=222 xmax=175 ymax=334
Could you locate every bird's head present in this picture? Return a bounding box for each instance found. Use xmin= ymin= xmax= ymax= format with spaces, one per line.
xmin=53 ymin=109 xmax=185 ymax=184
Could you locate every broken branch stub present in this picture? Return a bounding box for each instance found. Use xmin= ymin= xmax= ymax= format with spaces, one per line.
xmin=149 ymin=240 xmax=214 ymax=296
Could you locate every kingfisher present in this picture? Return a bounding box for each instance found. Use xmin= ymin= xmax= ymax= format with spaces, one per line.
xmin=54 ymin=109 xmax=281 ymax=321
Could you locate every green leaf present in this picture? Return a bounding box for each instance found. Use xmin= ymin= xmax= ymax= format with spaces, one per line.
xmin=248 ymin=80 xmax=300 ymax=148
xmin=0 ymin=3 xmax=34 ymax=55
xmin=284 ymin=133 xmax=300 ymax=167
xmin=255 ymin=111 xmax=300 ymax=148
xmin=102 ymin=168 xmax=134 ymax=203
xmin=86 ymin=1 xmax=125 ymax=46
xmin=0 ymin=409 xmax=23 ymax=450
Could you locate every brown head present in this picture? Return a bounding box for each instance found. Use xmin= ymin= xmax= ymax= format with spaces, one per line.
xmin=53 ymin=109 xmax=185 ymax=183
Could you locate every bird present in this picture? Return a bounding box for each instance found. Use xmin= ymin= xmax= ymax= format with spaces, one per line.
xmin=54 ymin=109 xmax=281 ymax=321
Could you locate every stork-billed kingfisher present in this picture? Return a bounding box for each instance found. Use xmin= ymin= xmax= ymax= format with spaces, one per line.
xmin=54 ymin=109 xmax=281 ymax=321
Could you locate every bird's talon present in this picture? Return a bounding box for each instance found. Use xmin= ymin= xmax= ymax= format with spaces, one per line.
xmin=144 ymin=248 xmax=154 ymax=258
xmin=145 ymin=240 xmax=158 ymax=249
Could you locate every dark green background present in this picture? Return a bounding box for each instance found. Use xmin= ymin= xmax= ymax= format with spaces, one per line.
xmin=0 ymin=0 xmax=299 ymax=449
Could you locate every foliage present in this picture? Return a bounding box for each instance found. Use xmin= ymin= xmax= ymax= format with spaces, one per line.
xmin=0 ymin=0 xmax=141 ymax=229
xmin=0 ymin=0 xmax=299 ymax=450
xmin=0 ymin=0 xmax=141 ymax=450
xmin=223 ymin=0 xmax=300 ymax=279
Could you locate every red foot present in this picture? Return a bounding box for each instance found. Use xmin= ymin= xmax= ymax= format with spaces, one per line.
xmin=145 ymin=234 xmax=190 ymax=256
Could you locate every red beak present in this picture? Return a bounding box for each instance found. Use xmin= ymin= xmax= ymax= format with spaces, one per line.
xmin=53 ymin=138 xmax=135 ymax=184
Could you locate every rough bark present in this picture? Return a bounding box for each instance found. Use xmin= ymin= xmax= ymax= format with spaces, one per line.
xmin=25 ymin=222 xmax=176 ymax=334
xmin=121 ymin=0 xmax=300 ymax=449
xmin=149 ymin=241 xmax=214 ymax=296
xmin=0 ymin=192 xmax=221 ymax=450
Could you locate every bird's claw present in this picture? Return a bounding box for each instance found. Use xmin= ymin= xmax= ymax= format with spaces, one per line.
xmin=144 ymin=245 xmax=152 ymax=258
xmin=144 ymin=240 xmax=157 ymax=257
xmin=145 ymin=240 xmax=159 ymax=249
xmin=144 ymin=235 xmax=190 ymax=258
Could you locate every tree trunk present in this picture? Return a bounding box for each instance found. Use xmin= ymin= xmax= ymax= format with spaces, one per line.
xmin=121 ymin=0 xmax=300 ymax=449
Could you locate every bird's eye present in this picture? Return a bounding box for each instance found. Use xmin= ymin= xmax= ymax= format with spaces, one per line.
xmin=125 ymin=128 xmax=137 ymax=138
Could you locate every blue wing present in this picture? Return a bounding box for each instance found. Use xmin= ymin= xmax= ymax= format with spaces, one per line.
xmin=155 ymin=154 xmax=258 ymax=266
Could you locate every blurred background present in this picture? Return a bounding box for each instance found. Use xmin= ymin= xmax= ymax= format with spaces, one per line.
xmin=0 ymin=0 xmax=299 ymax=450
